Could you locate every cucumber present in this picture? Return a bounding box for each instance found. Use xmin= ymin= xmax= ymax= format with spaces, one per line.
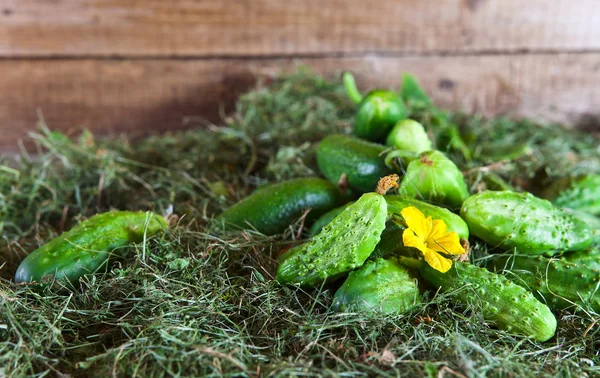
xmin=385 ymin=119 xmax=432 ymax=154
xmin=542 ymin=175 xmax=600 ymax=215
xmin=370 ymin=196 xmax=470 ymax=259
xmin=369 ymin=221 xmax=409 ymax=260
xmin=311 ymin=196 xmax=469 ymax=260
xmin=385 ymin=195 xmax=469 ymax=239
xmin=277 ymin=192 xmax=387 ymax=287
xmin=489 ymin=254 xmax=600 ymax=312
xmin=317 ymin=134 xmax=396 ymax=193
xmin=333 ymin=258 xmax=420 ymax=314
xmin=216 ymin=178 xmax=345 ymax=235
xmin=354 ymin=90 xmax=408 ymax=141
xmin=14 ymin=211 xmax=167 ymax=285
xmin=308 ymin=202 xmax=353 ymax=238
xmin=398 ymin=150 xmax=470 ymax=209
xmin=560 ymin=248 xmax=600 ymax=268
xmin=419 ymin=261 xmax=557 ymax=342
xmin=564 ymin=209 xmax=600 ymax=245
xmin=461 ymin=191 xmax=594 ymax=255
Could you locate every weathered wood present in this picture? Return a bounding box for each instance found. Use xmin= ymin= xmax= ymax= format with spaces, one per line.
xmin=2 ymin=0 xmax=600 ymax=57
xmin=1 ymin=54 xmax=599 ymax=151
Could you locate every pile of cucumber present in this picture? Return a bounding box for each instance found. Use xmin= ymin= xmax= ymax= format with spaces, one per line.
xmin=216 ymin=74 xmax=600 ymax=342
xmin=13 ymin=73 xmax=599 ymax=344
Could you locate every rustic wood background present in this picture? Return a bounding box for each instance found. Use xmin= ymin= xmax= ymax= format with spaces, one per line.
xmin=2 ymin=0 xmax=600 ymax=151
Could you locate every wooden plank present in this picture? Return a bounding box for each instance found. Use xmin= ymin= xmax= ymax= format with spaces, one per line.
xmin=1 ymin=54 xmax=599 ymax=151
xmin=2 ymin=0 xmax=600 ymax=57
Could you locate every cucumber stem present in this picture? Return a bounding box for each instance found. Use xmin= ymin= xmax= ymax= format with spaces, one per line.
xmin=376 ymin=174 xmax=399 ymax=195
xmin=343 ymin=72 xmax=363 ymax=104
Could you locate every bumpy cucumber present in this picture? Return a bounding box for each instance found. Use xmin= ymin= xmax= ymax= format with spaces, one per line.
xmin=561 ymin=248 xmax=600 ymax=264
xmin=398 ymin=150 xmax=470 ymax=209
xmin=15 ymin=211 xmax=167 ymax=284
xmin=419 ymin=261 xmax=557 ymax=342
xmin=311 ymin=196 xmax=469 ymax=259
xmin=369 ymin=221 xmax=409 ymax=260
xmin=216 ymin=178 xmax=345 ymax=235
xmin=369 ymin=196 xmax=470 ymax=259
xmin=564 ymin=209 xmax=600 ymax=245
xmin=317 ymin=134 xmax=396 ymax=193
xmin=277 ymin=192 xmax=387 ymax=287
xmin=461 ymin=191 xmax=594 ymax=255
xmin=385 ymin=195 xmax=469 ymax=239
xmin=308 ymin=202 xmax=353 ymax=238
xmin=560 ymin=248 xmax=600 ymax=270
xmin=542 ymin=175 xmax=600 ymax=215
xmin=333 ymin=258 xmax=420 ymax=314
xmin=489 ymin=254 xmax=600 ymax=312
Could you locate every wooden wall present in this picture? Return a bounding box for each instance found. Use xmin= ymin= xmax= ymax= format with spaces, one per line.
xmin=2 ymin=0 xmax=600 ymax=151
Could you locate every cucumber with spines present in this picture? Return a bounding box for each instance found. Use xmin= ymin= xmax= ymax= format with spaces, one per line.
xmin=277 ymin=192 xmax=387 ymax=287
xmin=418 ymin=261 xmax=557 ymax=342
xmin=461 ymin=191 xmax=594 ymax=255
xmin=369 ymin=221 xmax=409 ymax=260
xmin=15 ymin=211 xmax=167 ymax=285
xmin=333 ymin=258 xmax=420 ymax=314
xmin=310 ymin=195 xmax=469 ymax=260
xmin=560 ymin=248 xmax=600 ymax=267
xmin=564 ymin=209 xmax=600 ymax=245
xmin=308 ymin=202 xmax=353 ymax=238
xmin=489 ymin=254 xmax=600 ymax=312
xmin=542 ymin=175 xmax=600 ymax=215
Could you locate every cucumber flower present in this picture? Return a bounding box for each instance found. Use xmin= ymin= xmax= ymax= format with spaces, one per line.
xmin=401 ymin=206 xmax=465 ymax=273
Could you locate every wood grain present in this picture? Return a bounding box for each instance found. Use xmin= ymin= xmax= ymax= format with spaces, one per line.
xmin=2 ymin=0 xmax=600 ymax=57
xmin=2 ymin=54 xmax=599 ymax=151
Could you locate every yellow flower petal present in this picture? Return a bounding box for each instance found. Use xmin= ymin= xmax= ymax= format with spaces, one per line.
xmin=400 ymin=205 xmax=465 ymax=271
xmin=400 ymin=206 xmax=431 ymax=239
xmin=428 ymin=231 xmax=465 ymax=255
xmin=423 ymin=249 xmax=454 ymax=273
xmin=428 ymin=219 xmax=448 ymax=241
xmin=402 ymin=228 xmax=427 ymax=254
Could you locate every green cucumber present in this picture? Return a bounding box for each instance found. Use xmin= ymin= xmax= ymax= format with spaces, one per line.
xmin=398 ymin=150 xmax=470 ymax=209
xmin=560 ymin=248 xmax=600 ymax=267
xmin=419 ymin=261 xmax=557 ymax=342
xmin=308 ymin=202 xmax=353 ymax=238
xmin=354 ymin=90 xmax=408 ymax=141
xmin=385 ymin=119 xmax=432 ymax=154
xmin=333 ymin=258 xmax=420 ymax=314
xmin=489 ymin=254 xmax=600 ymax=312
xmin=369 ymin=221 xmax=408 ymax=260
xmin=311 ymin=196 xmax=469 ymax=260
xmin=564 ymin=209 xmax=600 ymax=245
xmin=461 ymin=191 xmax=594 ymax=255
xmin=216 ymin=178 xmax=345 ymax=235
xmin=317 ymin=134 xmax=396 ymax=193
xmin=385 ymin=195 xmax=469 ymax=239
xmin=542 ymin=175 xmax=600 ymax=215
xmin=370 ymin=196 xmax=470 ymax=259
xmin=277 ymin=192 xmax=387 ymax=287
xmin=15 ymin=211 xmax=167 ymax=285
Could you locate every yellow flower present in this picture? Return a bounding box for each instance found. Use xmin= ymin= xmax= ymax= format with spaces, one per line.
xmin=400 ymin=206 xmax=465 ymax=273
